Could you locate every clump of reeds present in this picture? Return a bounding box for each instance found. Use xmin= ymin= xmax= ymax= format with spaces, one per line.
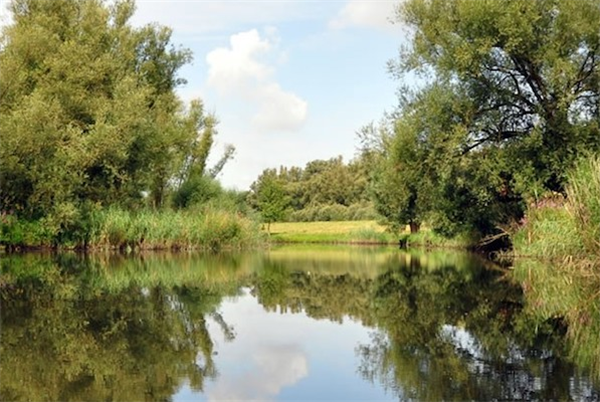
xmin=566 ymin=154 xmax=600 ymax=255
xmin=512 ymin=193 xmax=585 ymax=259
xmin=1 ymin=205 xmax=264 ymax=251
xmin=512 ymin=154 xmax=600 ymax=260
xmin=99 ymin=206 xmax=264 ymax=251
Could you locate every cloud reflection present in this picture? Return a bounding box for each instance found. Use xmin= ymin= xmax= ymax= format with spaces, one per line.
xmin=208 ymin=344 xmax=308 ymax=401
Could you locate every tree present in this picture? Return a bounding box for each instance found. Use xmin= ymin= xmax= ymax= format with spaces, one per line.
xmin=248 ymin=170 xmax=289 ymax=232
xmin=371 ymin=116 xmax=427 ymax=233
xmin=379 ymin=0 xmax=600 ymax=235
xmin=0 ymin=0 xmax=225 ymax=221
xmin=372 ymin=83 xmax=525 ymax=235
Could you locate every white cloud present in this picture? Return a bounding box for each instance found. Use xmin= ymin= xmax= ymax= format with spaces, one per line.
xmin=206 ymin=29 xmax=307 ymax=133
xmin=252 ymin=83 xmax=308 ymax=132
xmin=207 ymin=29 xmax=272 ymax=92
xmin=329 ymin=1 xmax=398 ymax=31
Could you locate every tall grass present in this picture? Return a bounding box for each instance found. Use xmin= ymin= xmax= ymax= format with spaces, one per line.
xmin=100 ymin=206 xmax=264 ymax=251
xmin=1 ymin=206 xmax=264 ymax=251
xmin=513 ymin=154 xmax=600 ymax=260
xmin=567 ymin=155 xmax=600 ymax=254
xmin=511 ymin=197 xmax=585 ymax=259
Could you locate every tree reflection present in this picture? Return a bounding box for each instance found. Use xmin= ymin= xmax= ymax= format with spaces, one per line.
xmin=1 ymin=249 xmax=598 ymax=401
xmin=513 ymin=258 xmax=600 ymax=385
xmin=252 ymin=250 xmax=599 ymax=401
xmin=0 ymin=254 xmax=241 ymax=402
xmin=358 ymin=254 xmax=598 ymax=400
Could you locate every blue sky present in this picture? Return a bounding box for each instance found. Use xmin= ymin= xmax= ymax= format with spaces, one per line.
xmin=130 ymin=0 xmax=408 ymax=190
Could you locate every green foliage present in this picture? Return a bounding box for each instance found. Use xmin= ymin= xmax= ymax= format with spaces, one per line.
xmin=248 ymin=170 xmax=290 ymax=226
xmin=372 ymin=84 xmax=524 ymax=236
xmin=374 ymin=0 xmax=600 ymax=238
xmin=0 ymin=206 xmax=263 ymax=251
xmin=398 ymin=230 xmax=475 ymax=250
xmin=371 ymin=114 xmax=427 ymax=232
xmin=512 ymin=195 xmax=585 ymax=258
xmin=248 ymin=155 xmax=376 ymax=222
xmin=288 ymin=201 xmax=377 ymax=222
xmin=0 ymin=0 xmax=230 ymax=218
xmin=172 ymin=174 xmax=223 ymax=209
xmin=99 ymin=207 xmax=263 ymax=251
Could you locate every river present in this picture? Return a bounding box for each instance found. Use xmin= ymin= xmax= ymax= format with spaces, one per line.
xmin=1 ymin=245 xmax=598 ymax=401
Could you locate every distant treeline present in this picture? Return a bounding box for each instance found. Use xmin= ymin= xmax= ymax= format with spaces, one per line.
xmin=247 ymin=155 xmax=377 ymax=222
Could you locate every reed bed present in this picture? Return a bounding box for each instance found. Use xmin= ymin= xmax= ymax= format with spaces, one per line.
xmin=1 ymin=206 xmax=264 ymax=251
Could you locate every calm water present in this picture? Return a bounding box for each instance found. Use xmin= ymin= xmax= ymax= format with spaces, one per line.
xmin=1 ymin=245 xmax=599 ymax=401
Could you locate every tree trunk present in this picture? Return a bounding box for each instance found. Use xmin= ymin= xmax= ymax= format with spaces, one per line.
xmin=409 ymin=222 xmax=420 ymax=234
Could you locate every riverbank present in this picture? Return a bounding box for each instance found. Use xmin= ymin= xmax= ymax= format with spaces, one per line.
xmin=0 ymin=207 xmax=264 ymax=252
xmin=510 ymin=155 xmax=599 ymax=274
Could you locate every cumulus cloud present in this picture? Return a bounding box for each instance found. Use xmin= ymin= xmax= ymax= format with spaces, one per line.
xmin=207 ymin=30 xmax=272 ymax=92
xmin=206 ymin=29 xmax=308 ymax=132
xmin=329 ymin=1 xmax=398 ymax=31
xmin=252 ymin=83 xmax=308 ymax=131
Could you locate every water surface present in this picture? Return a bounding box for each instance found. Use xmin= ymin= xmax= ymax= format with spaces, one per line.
xmin=1 ymin=246 xmax=598 ymax=401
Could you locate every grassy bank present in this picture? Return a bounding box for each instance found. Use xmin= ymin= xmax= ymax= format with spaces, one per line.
xmin=0 ymin=206 xmax=264 ymax=251
xmin=512 ymin=155 xmax=600 ymax=264
xmin=398 ymin=230 xmax=476 ymax=249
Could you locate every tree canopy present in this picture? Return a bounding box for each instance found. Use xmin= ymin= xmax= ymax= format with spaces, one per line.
xmin=373 ymin=0 xmax=600 ymax=236
xmin=0 ymin=0 xmax=228 ymax=221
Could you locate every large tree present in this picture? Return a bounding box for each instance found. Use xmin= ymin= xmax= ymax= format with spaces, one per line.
xmin=377 ymin=0 xmax=600 ymax=235
xmin=0 ymin=0 xmax=224 ymax=219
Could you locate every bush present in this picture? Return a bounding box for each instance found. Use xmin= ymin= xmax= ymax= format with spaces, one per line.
xmin=172 ymin=175 xmax=223 ymax=209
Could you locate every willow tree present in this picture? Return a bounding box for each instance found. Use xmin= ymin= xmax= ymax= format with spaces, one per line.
xmin=0 ymin=0 xmax=221 ymax=219
xmin=379 ymin=0 xmax=600 ymax=235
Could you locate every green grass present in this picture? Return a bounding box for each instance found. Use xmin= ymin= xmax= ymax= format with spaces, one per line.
xmin=267 ymin=220 xmax=474 ymax=248
xmin=1 ymin=206 xmax=265 ymax=251
xmin=512 ymin=154 xmax=600 ymax=260
xmin=398 ymin=230 xmax=475 ymax=249
xmin=567 ymin=154 xmax=600 ymax=254
xmin=511 ymin=202 xmax=585 ymax=259
xmin=268 ymin=220 xmax=397 ymax=244
xmin=99 ymin=207 xmax=265 ymax=251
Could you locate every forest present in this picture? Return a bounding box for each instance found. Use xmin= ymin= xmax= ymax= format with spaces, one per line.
xmin=0 ymin=0 xmax=599 ymax=259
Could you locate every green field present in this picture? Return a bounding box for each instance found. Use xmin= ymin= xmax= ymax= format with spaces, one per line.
xmin=268 ymin=220 xmax=474 ymax=249
xmin=268 ymin=220 xmax=397 ymax=244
